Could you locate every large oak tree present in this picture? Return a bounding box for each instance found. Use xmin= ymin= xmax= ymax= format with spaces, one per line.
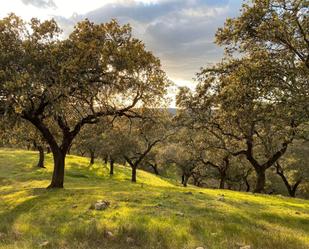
xmin=0 ymin=14 xmax=170 ymax=188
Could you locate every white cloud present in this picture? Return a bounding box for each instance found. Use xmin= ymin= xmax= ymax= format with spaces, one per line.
xmin=21 ymin=0 xmax=57 ymax=9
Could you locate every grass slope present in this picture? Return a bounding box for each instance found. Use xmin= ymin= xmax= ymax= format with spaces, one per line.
xmin=0 ymin=149 xmax=308 ymax=249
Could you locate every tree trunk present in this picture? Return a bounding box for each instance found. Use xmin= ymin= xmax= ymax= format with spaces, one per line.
xmin=277 ymin=171 xmax=301 ymax=197
xmin=192 ymin=174 xmax=200 ymax=187
xmin=254 ymin=168 xmax=266 ymax=193
xmin=150 ymin=163 xmax=159 ymax=175
xmin=245 ymin=179 xmax=250 ymax=192
xmin=48 ymin=149 xmax=65 ymax=188
xmin=183 ymin=175 xmax=189 ymax=187
xmin=90 ymin=150 xmax=95 ymax=165
xmin=104 ymin=155 xmax=108 ymax=164
xmin=110 ymin=158 xmax=114 ymax=175
xmin=47 ymin=147 xmax=51 ymax=154
xmin=131 ymin=166 xmax=137 ymax=182
xmin=37 ymin=146 xmax=45 ymax=168
xmin=219 ymin=173 xmax=226 ymax=189
xmin=67 ymin=144 xmax=72 ymax=155
xmin=289 ymin=181 xmax=301 ymax=198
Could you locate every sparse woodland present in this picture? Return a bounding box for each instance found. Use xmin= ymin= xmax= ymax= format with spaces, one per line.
xmin=0 ymin=1 xmax=308 ymax=248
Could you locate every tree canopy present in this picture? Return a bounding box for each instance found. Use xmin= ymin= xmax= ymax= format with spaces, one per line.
xmin=0 ymin=14 xmax=170 ymax=188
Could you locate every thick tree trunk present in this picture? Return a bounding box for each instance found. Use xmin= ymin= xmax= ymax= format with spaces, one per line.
xmin=47 ymin=147 xmax=51 ymax=154
xmin=110 ymin=158 xmax=114 ymax=175
xmin=254 ymin=168 xmax=266 ymax=193
xmin=90 ymin=150 xmax=95 ymax=165
xmin=48 ymin=149 xmax=65 ymax=188
xmin=37 ymin=146 xmax=45 ymax=168
xmin=131 ymin=166 xmax=137 ymax=182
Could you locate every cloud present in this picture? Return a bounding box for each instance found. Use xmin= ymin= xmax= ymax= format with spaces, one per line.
xmin=54 ymin=0 xmax=242 ymax=82
xmin=21 ymin=0 xmax=57 ymax=9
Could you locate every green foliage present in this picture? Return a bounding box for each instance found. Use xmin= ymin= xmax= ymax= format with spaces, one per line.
xmin=0 ymin=14 xmax=170 ymax=188
xmin=176 ymin=0 xmax=309 ymax=193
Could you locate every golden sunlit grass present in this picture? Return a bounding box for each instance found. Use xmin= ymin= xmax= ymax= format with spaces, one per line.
xmin=0 ymin=149 xmax=308 ymax=249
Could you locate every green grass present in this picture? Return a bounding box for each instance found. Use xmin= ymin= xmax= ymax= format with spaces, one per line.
xmin=0 ymin=149 xmax=308 ymax=249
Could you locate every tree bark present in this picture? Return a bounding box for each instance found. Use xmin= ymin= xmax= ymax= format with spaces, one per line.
xmin=150 ymin=163 xmax=159 ymax=175
xmin=219 ymin=172 xmax=226 ymax=189
xmin=67 ymin=144 xmax=72 ymax=155
xmin=254 ymin=168 xmax=266 ymax=193
xmin=104 ymin=155 xmax=108 ymax=164
xmin=131 ymin=166 xmax=137 ymax=182
xmin=290 ymin=181 xmax=301 ymax=198
xmin=37 ymin=146 xmax=45 ymax=168
xmin=110 ymin=158 xmax=114 ymax=175
xmin=89 ymin=150 xmax=95 ymax=165
xmin=277 ymin=171 xmax=301 ymax=197
xmin=48 ymin=149 xmax=65 ymax=188
xmin=245 ymin=179 xmax=250 ymax=192
xmin=183 ymin=175 xmax=189 ymax=187
xmin=219 ymin=176 xmax=225 ymax=189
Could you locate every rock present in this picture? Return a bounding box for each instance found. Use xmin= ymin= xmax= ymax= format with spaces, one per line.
xmin=39 ymin=241 xmax=49 ymax=247
xmin=126 ymin=237 xmax=134 ymax=244
xmin=95 ymin=200 xmax=110 ymax=210
xmin=90 ymin=200 xmax=110 ymax=210
xmin=72 ymin=204 xmax=78 ymax=208
xmin=240 ymin=246 xmax=251 ymax=249
xmin=105 ymin=231 xmax=114 ymax=239
xmin=176 ymin=212 xmax=185 ymax=217
xmin=217 ymin=194 xmax=225 ymax=201
xmin=217 ymin=196 xmax=225 ymax=201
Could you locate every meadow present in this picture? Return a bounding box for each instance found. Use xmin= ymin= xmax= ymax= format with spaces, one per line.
xmin=0 ymin=149 xmax=308 ymax=249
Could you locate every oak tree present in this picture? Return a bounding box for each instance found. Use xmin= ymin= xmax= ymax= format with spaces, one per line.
xmin=0 ymin=14 xmax=169 ymax=188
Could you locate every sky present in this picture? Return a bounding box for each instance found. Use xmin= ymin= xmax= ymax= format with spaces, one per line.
xmin=0 ymin=0 xmax=243 ymax=103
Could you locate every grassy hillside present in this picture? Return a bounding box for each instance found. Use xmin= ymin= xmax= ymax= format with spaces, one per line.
xmin=0 ymin=149 xmax=308 ymax=249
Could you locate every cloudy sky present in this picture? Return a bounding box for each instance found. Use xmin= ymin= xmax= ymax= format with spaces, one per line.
xmin=1 ymin=0 xmax=243 ymax=98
